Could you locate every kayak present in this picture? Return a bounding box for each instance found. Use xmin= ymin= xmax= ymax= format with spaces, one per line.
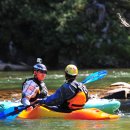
xmin=84 ymin=99 xmax=120 ymax=113
xmin=0 ymin=101 xmax=21 ymax=112
xmin=0 ymin=98 xmax=120 ymax=114
xmin=18 ymin=105 xmax=119 ymax=120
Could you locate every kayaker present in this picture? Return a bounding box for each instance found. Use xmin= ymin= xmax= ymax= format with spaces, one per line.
xmin=38 ymin=64 xmax=88 ymax=110
xmin=21 ymin=60 xmax=48 ymax=107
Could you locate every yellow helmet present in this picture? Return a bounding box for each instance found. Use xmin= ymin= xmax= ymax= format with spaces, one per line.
xmin=65 ymin=64 xmax=78 ymax=76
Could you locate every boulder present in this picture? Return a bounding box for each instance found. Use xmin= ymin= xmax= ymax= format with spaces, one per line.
xmin=102 ymin=82 xmax=130 ymax=99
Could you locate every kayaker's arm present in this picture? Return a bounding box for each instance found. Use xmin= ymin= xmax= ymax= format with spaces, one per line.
xmin=21 ymin=85 xmax=39 ymax=106
xmin=38 ymin=84 xmax=76 ymax=106
xmin=38 ymin=84 xmax=49 ymax=98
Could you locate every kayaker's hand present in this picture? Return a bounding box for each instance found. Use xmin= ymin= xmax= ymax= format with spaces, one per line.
xmin=37 ymin=99 xmax=45 ymax=104
xmin=26 ymin=106 xmax=33 ymax=111
xmin=21 ymin=98 xmax=30 ymax=106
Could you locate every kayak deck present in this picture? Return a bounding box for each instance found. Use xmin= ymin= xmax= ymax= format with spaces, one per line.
xmin=84 ymin=99 xmax=121 ymax=113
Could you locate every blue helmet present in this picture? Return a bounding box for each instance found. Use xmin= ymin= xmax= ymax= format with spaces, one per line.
xmin=33 ymin=63 xmax=47 ymax=73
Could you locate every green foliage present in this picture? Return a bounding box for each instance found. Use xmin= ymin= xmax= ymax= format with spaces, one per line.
xmin=0 ymin=0 xmax=129 ymax=68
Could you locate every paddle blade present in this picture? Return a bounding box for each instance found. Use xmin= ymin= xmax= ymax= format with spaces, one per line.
xmin=81 ymin=70 xmax=107 ymax=84
xmin=0 ymin=105 xmax=25 ymax=120
xmin=0 ymin=102 xmax=38 ymax=120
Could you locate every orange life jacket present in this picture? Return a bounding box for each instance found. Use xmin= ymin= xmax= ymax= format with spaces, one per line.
xmin=67 ymin=91 xmax=87 ymax=110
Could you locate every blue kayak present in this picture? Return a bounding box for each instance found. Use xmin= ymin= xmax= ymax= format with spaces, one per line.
xmin=84 ymin=98 xmax=120 ymax=113
xmin=0 ymin=98 xmax=120 ymax=114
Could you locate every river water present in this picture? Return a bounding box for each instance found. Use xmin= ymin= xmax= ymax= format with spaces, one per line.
xmin=0 ymin=69 xmax=130 ymax=130
xmin=0 ymin=116 xmax=129 ymax=130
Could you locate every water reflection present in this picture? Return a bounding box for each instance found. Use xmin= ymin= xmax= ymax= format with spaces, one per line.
xmin=0 ymin=117 xmax=125 ymax=130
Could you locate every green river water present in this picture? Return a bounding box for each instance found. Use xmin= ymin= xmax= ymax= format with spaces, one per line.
xmin=0 ymin=68 xmax=130 ymax=130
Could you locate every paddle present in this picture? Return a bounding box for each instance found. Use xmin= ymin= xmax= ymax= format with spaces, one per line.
xmin=81 ymin=70 xmax=107 ymax=84
xmin=0 ymin=70 xmax=107 ymax=120
xmin=0 ymin=102 xmax=38 ymax=120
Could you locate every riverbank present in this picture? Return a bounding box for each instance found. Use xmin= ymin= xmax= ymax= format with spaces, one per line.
xmin=0 ymin=88 xmax=110 ymax=101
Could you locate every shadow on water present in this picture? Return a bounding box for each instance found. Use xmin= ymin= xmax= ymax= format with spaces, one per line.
xmin=119 ymin=99 xmax=130 ymax=114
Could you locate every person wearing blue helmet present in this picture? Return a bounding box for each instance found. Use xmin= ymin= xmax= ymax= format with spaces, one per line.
xmin=21 ymin=58 xmax=48 ymax=107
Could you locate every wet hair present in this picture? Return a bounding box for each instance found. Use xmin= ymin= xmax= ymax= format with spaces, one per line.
xmin=65 ymin=72 xmax=76 ymax=81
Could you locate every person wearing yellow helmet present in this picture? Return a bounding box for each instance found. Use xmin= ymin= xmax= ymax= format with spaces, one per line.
xmin=21 ymin=58 xmax=49 ymax=107
xmin=38 ymin=64 xmax=88 ymax=110
xmin=65 ymin=64 xmax=78 ymax=79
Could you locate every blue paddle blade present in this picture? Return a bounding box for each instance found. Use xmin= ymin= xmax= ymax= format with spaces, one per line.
xmin=0 ymin=102 xmax=38 ymax=120
xmin=81 ymin=70 xmax=107 ymax=84
xmin=0 ymin=105 xmax=25 ymax=120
